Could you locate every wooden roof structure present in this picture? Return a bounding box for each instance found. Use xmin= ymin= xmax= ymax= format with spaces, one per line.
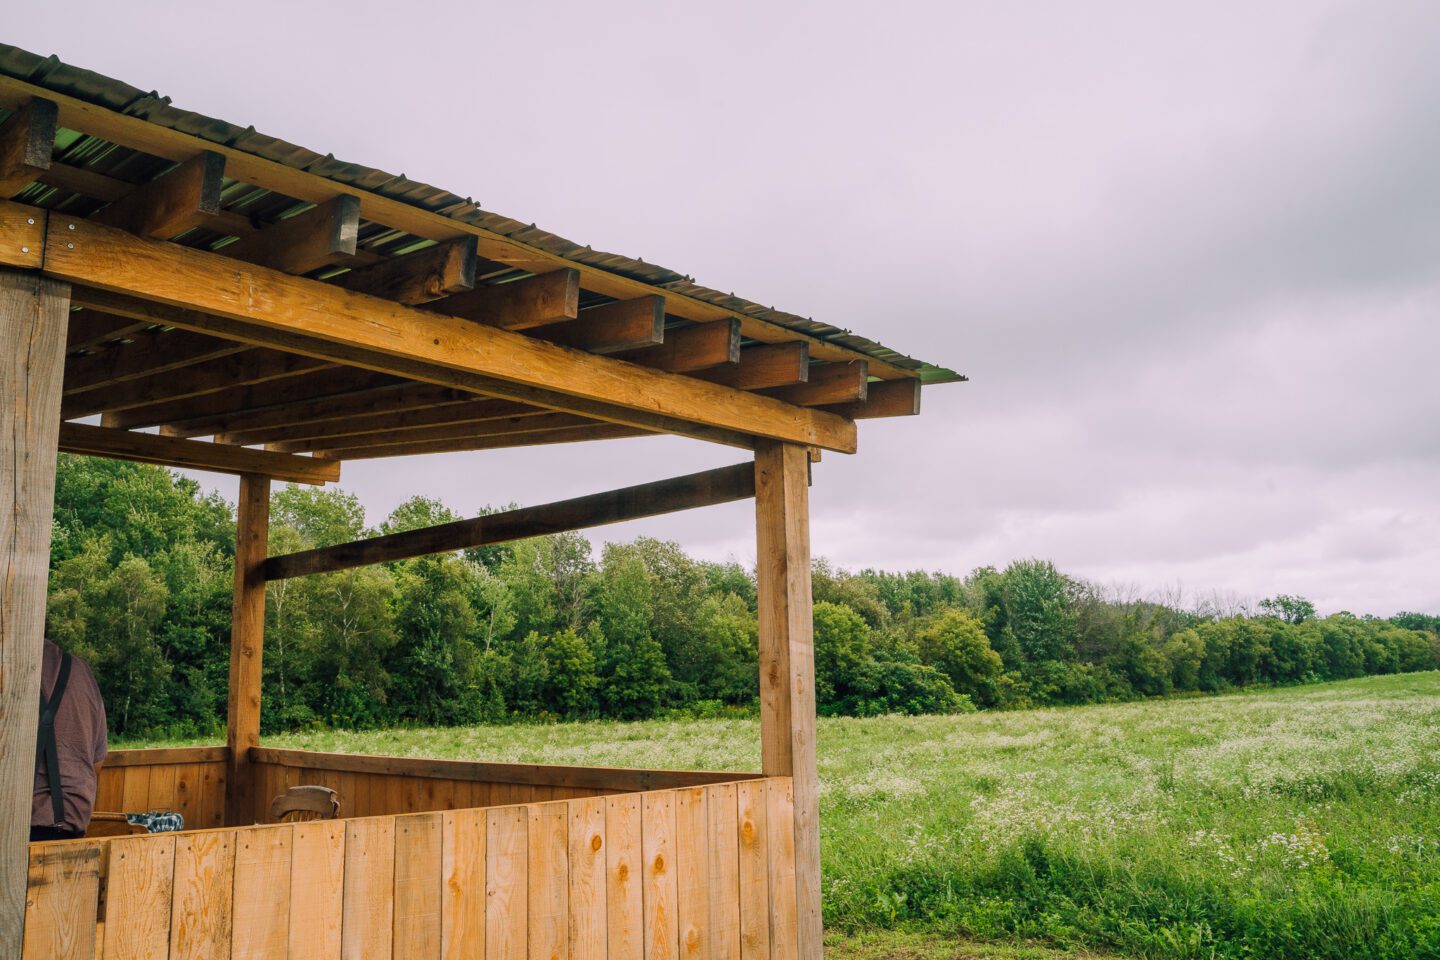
xmin=0 ymin=43 xmax=961 ymax=485
xmin=0 ymin=42 xmax=960 ymax=960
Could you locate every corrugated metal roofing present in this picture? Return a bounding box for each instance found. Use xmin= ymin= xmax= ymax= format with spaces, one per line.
xmin=0 ymin=43 xmax=963 ymax=384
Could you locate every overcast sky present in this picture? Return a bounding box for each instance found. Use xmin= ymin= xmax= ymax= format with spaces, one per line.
xmin=11 ymin=1 xmax=1440 ymax=615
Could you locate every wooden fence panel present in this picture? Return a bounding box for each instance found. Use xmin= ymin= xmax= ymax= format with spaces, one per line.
xmin=170 ymin=830 xmax=235 ymax=960
xmin=486 ymin=806 xmax=528 ymax=960
xmin=605 ymin=794 xmax=644 ymax=960
xmin=527 ymin=802 xmax=569 ymax=960
xmin=567 ymin=797 xmax=607 ymax=960
xmin=443 ymin=808 xmax=487 ymax=960
xmin=675 ymin=788 xmax=710 ymax=960
xmin=342 ymin=816 xmax=395 ymax=960
xmin=103 ymin=833 xmax=175 ymax=959
xmin=765 ymin=780 xmax=798 ymax=960
xmin=231 ymin=823 xmax=292 ymax=960
xmin=396 ymin=813 xmax=444 ymax=959
xmin=290 ymin=819 xmax=346 ymax=960
xmin=735 ymin=781 xmax=770 ymax=960
xmin=22 ymin=776 xmax=783 ymax=960
xmin=705 ymin=784 xmax=741 ymax=960
xmin=642 ymin=791 xmax=679 ymax=960
xmin=23 ymin=843 xmax=100 ymax=960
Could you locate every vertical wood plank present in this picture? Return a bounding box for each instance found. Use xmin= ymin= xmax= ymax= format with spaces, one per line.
xmin=605 ymin=794 xmax=643 ymax=960
xmin=1 ymin=268 xmax=70 ymax=958
xmin=146 ymin=765 xmax=178 ymax=817
xmin=675 ymin=788 xmax=710 ymax=960
xmin=120 ymin=768 xmax=151 ymax=815
xmin=170 ymin=830 xmax=235 ymax=960
xmin=528 ymin=803 xmax=568 ymax=960
xmin=642 ymin=792 xmax=679 ymax=960
xmin=442 ymin=808 xmax=486 ymax=960
xmin=290 ymin=819 xmax=345 ymax=960
xmin=225 ymin=473 xmax=270 ymax=827
xmin=396 ymin=813 xmax=444 ymax=959
xmin=231 ymin=823 xmax=292 ymax=960
xmin=753 ymin=441 xmax=821 ymax=960
xmin=567 ymin=798 xmax=607 ymax=960
xmin=735 ymin=782 xmax=769 ymax=960
xmin=103 ymin=835 xmax=176 ymax=960
xmin=22 ymin=842 xmax=101 ymax=960
xmin=765 ymin=781 xmax=798 ymax=960
xmin=705 ymin=785 xmax=740 ymax=960
xmin=96 ymin=769 xmax=124 ymax=813
xmin=342 ymin=816 xmax=395 ymax=960
xmin=485 ymin=806 xmax=528 ymax=960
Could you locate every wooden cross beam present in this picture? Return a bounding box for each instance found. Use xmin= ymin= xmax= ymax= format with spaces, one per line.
xmin=434 ymin=269 xmax=580 ymax=330
xmin=58 ymin=422 xmax=339 ymax=485
xmin=529 ymin=295 xmax=666 ymax=354
xmin=700 ymin=342 xmax=811 ymax=390
xmin=264 ymin=460 xmax=756 ymax=579
xmin=92 ymin=151 xmax=225 ymax=239
xmin=765 ymin=360 xmax=869 ymax=407
xmin=220 ymin=195 xmax=361 ymax=274
xmin=334 ymin=236 xmax=479 ymax=304
xmin=12 ymin=210 xmax=856 ymax=452
xmin=307 ymin=423 xmax=646 ymax=460
xmin=246 ymin=398 xmax=545 ymax=449
xmin=0 ymin=97 xmax=56 ymax=197
xmin=619 ymin=318 xmax=741 ymax=373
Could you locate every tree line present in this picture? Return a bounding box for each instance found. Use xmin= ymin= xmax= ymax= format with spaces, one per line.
xmin=45 ymin=455 xmax=1440 ymax=738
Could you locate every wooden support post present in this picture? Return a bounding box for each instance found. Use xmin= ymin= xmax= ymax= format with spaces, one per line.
xmin=753 ymin=440 xmax=822 ymax=960
xmin=0 ymin=268 xmax=71 ymax=958
xmin=225 ymin=473 xmax=270 ymax=826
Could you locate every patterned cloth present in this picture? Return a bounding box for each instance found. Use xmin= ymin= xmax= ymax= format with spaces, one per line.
xmin=125 ymin=811 xmax=184 ymax=833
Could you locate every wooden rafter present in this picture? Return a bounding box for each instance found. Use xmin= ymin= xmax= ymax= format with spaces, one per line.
xmin=65 ymin=309 xmax=151 ymax=352
xmin=433 ymin=269 xmax=579 ymax=330
xmin=824 ymin=378 xmax=921 ymax=419
xmin=27 ymin=214 xmax=856 ymax=451
xmin=765 ymin=361 xmax=868 ymax=407
xmin=334 ymin=236 xmax=478 ymax=304
xmin=274 ymin=411 xmax=596 ymax=454
xmin=619 ymin=318 xmax=741 ymax=373
xmin=264 ymin=461 xmax=753 ymax=579
xmin=0 ymin=96 xmax=56 ymax=197
xmin=62 ymin=328 xmax=247 ymax=394
xmin=231 ymin=397 xmax=542 ymax=448
xmin=700 ymin=342 xmax=811 ymax=390
xmin=529 ymin=295 xmax=665 ymax=354
xmin=91 ymin=151 xmax=225 ymax=239
xmin=64 ymin=348 xmax=332 ymax=419
xmin=311 ymin=423 xmax=646 ymax=460
xmin=220 ymin=195 xmax=361 ymax=274
xmin=58 ymin=422 xmax=338 ymax=485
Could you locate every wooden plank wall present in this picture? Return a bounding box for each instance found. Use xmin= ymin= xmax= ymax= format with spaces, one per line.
xmin=248 ymin=750 xmax=761 ymax=824
xmin=21 ymin=777 xmax=798 ymax=960
xmin=95 ymin=747 xmax=229 ymax=832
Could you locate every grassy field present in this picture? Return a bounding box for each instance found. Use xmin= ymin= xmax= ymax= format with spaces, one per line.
xmin=140 ymin=673 xmax=1440 ymax=959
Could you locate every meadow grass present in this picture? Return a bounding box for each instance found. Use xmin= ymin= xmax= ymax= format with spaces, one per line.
xmin=137 ymin=673 xmax=1440 ymax=959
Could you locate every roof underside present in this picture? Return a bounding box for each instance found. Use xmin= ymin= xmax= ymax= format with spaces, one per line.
xmin=0 ymin=43 xmax=962 ymax=478
xmin=0 ymin=44 xmax=962 ymax=384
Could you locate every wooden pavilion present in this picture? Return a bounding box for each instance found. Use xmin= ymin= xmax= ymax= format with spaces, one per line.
xmin=0 ymin=44 xmax=960 ymax=960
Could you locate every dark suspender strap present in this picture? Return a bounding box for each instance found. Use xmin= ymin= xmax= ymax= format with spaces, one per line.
xmin=36 ymin=652 xmax=73 ymax=827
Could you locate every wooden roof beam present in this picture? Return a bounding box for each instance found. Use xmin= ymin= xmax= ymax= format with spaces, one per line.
xmin=274 ymin=410 xmax=593 ymax=454
xmin=436 ymin=269 xmax=580 ymax=330
xmin=63 ymin=329 xmax=247 ymax=394
xmin=111 ymin=367 xmax=403 ymax=433
xmin=823 ymin=378 xmax=921 ymax=419
xmin=334 ymin=236 xmax=478 ymax=304
xmin=764 ymin=360 xmax=868 ymax=407
xmin=225 ymin=396 xmax=539 ymax=447
xmin=528 ymin=295 xmax=665 ymax=354
xmin=264 ymin=460 xmax=752 ymax=579
xmin=59 ymin=422 xmax=339 ymax=485
xmin=220 ymin=195 xmax=360 ymax=274
xmin=618 ymin=318 xmax=740 ymax=373
xmin=311 ymin=423 xmax=648 ymax=460
xmin=699 ymin=341 xmax=810 ymax=390
xmin=65 ymin=309 xmax=151 ymax=352
xmin=92 ymin=150 xmax=225 ymax=239
xmin=69 ymin=349 xmax=332 ymax=419
xmin=0 ymin=96 xmax=56 ymax=197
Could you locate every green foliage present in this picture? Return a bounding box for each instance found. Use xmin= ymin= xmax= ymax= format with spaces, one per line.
xmin=46 ymin=459 xmax=1440 ymax=738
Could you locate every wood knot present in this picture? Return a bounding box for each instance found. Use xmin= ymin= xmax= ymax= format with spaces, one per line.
xmin=617 ymin=863 xmax=629 ymax=881
xmin=591 ymin=833 xmax=603 ymax=852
